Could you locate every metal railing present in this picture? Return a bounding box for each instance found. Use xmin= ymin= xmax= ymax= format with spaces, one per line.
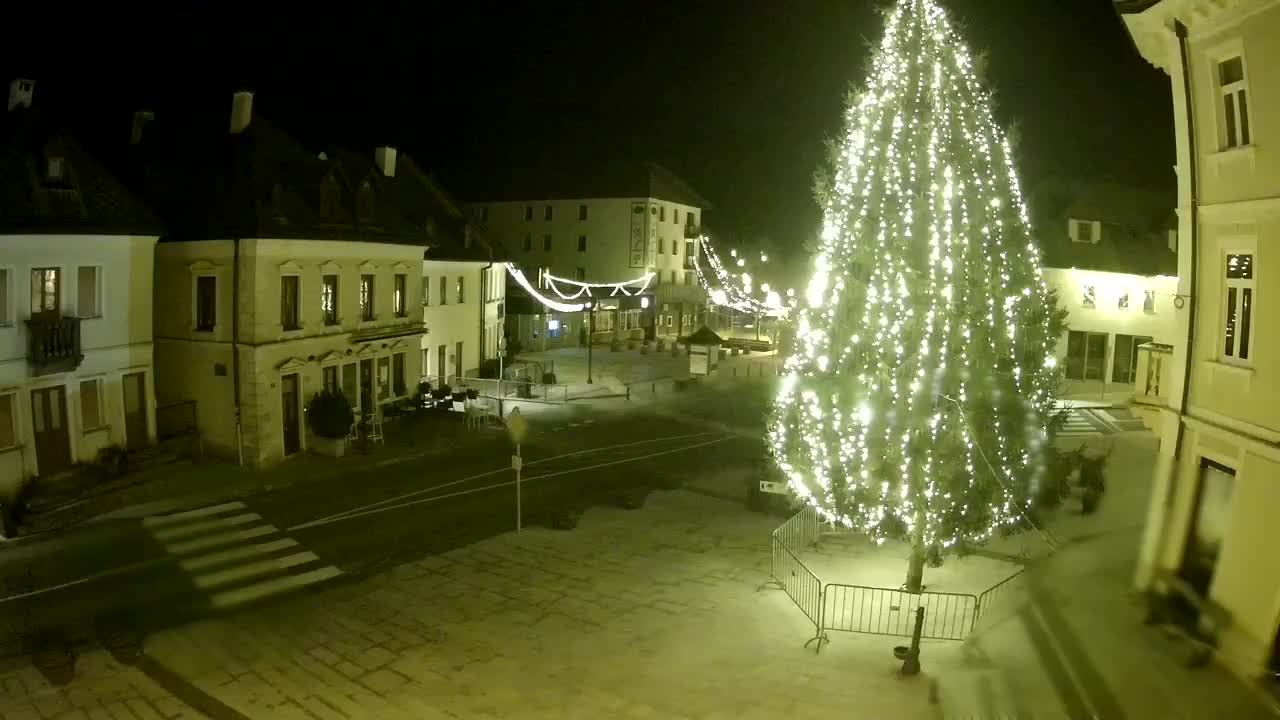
xmin=760 ymin=507 xmax=825 ymax=647
xmin=974 ymin=567 xmax=1026 ymax=628
xmin=822 ymin=584 xmax=977 ymax=641
xmin=445 ymin=376 xmax=570 ymax=404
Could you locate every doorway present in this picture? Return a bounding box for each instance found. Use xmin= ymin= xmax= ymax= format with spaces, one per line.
xmin=31 ymin=386 xmax=71 ymax=476
xmin=1065 ymin=330 xmax=1108 ymax=381
xmin=1113 ymin=334 xmax=1154 ymax=384
xmin=1180 ymin=458 xmax=1235 ymax=597
xmin=281 ymin=373 xmax=301 ymax=456
xmin=122 ymin=372 xmax=148 ymax=450
xmin=359 ymin=359 xmax=373 ymax=417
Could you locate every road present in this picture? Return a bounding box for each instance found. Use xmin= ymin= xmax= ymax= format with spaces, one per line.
xmin=0 ymin=397 xmax=761 ymax=661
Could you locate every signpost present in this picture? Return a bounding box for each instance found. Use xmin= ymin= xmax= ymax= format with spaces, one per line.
xmin=505 ymin=407 xmax=528 ymax=532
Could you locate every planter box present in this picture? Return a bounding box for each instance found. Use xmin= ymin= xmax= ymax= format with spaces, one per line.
xmin=311 ymin=435 xmax=347 ymax=458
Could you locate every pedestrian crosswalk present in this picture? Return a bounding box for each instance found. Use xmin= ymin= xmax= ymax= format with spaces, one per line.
xmin=142 ymin=501 xmax=341 ymax=611
xmin=1058 ymin=408 xmax=1109 ymax=439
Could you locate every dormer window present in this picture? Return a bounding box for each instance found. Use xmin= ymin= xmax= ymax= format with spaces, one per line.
xmin=358 ymin=180 xmax=375 ymax=220
xmin=46 ymin=156 xmax=64 ymax=183
xmin=1069 ymin=218 xmax=1099 ymax=245
xmin=319 ymin=175 xmax=341 ymax=221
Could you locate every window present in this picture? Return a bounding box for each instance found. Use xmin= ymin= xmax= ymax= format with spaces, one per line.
xmin=280 ymin=275 xmax=300 ymax=330
xmin=77 ymin=266 xmax=101 ymax=318
xmin=577 ymin=235 xmax=587 ymax=252
xmin=456 ymin=276 xmax=465 ymax=304
xmin=684 ymin=272 xmax=693 ymax=287
xmin=80 ymin=379 xmax=103 ymax=430
xmin=578 ymin=204 xmax=588 ymax=221
xmin=687 ymin=212 xmax=697 ymax=228
xmin=524 ymin=206 xmax=534 ymax=221
xmin=523 ymin=234 xmax=533 ymax=252
xmin=685 ymin=239 xmax=695 ymax=267
xmin=1219 ymin=56 xmax=1251 ymax=149
xmin=544 ymin=205 xmax=553 ymax=221
xmin=543 ymin=234 xmax=552 ymax=251
xmin=659 ymin=206 xmax=666 ymax=222
xmin=0 ymin=393 xmax=15 ymax=449
xmin=422 ymin=276 xmax=430 ymax=307
xmin=659 ymin=239 xmax=665 ymax=254
xmin=673 ymin=209 xmax=680 ymax=225
xmin=323 ymin=365 xmax=339 ymax=394
xmin=46 ymin=156 xmax=64 ymax=182
xmin=576 ymin=267 xmax=586 ymax=282
xmin=394 ymin=274 xmax=407 ymax=317
xmin=360 ymin=274 xmax=375 ymax=321
xmin=672 ymin=240 xmax=679 ymax=255
xmin=1223 ymin=253 xmax=1254 ymax=363
xmin=1144 ymin=290 xmax=1156 ymax=314
xmin=0 ymin=269 xmax=8 ymax=324
xmin=1117 ymin=292 xmax=1129 ymax=311
xmin=480 ymin=207 xmax=489 ymax=222
xmin=439 ymin=275 xmax=448 ymax=305
xmin=31 ymin=267 xmax=59 ymax=313
xmin=670 ymin=270 xmax=678 ymax=285
xmin=377 ymin=356 xmax=390 ymax=400
xmin=322 ymin=275 xmax=339 ymax=325
xmin=1081 ymin=284 xmax=1096 ymax=309
xmin=1070 ymin=219 xmax=1098 ymax=244
xmin=195 ymin=275 xmax=216 ymax=331
xmin=393 ymin=353 xmax=406 ymax=396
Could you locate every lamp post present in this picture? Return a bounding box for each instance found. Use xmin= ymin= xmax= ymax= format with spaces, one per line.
xmin=586 ymin=301 xmax=594 ymax=384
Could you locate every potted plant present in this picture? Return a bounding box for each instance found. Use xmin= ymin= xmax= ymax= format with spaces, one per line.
xmin=465 ymin=387 xmax=479 ymax=400
xmin=307 ymin=389 xmax=354 ymax=457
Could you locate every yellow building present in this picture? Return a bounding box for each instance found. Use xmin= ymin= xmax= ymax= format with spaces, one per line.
xmin=1118 ymin=0 xmax=1280 ymax=683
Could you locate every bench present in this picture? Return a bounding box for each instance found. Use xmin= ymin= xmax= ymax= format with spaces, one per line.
xmin=1146 ymin=569 xmax=1229 ymax=668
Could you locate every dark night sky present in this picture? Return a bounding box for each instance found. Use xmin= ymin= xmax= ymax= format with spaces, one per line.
xmin=4 ymin=0 xmax=1172 ymax=258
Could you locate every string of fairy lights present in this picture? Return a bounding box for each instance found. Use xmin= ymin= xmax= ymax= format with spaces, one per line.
xmin=768 ymin=0 xmax=1058 ymax=552
xmin=691 ymin=233 xmax=793 ymax=317
xmin=503 ymin=264 xmax=654 ymax=313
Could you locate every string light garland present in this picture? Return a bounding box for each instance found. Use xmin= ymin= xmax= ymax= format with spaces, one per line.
xmin=505 ymin=264 xmax=586 ymax=313
xmin=768 ymin=0 xmax=1063 ymax=572
xmin=543 ymin=271 xmax=654 ymax=300
xmin=693 ymin=234 xmax=791 ymax=317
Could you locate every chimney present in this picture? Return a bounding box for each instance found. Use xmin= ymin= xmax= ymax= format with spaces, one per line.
xmin=8 ymin=78 xmax=34 ymax=111
xmin=230 ymin=90 xmax=253 ymax=134
xmin=374 ymin=146 xmax=397 ymax=178
xmin=130 ymin=110 xmax=154 ymax=145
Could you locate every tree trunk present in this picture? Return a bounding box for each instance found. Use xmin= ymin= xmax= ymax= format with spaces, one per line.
xmin=904 ymin=541 xmax=925 ymax=593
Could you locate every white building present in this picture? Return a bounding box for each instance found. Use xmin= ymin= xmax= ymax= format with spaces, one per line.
xmin=468 ymin=163 xmax=709 ymax=350
xmin=144 ymin=93 xmax=429 ymax=466
xmin=1029 ymin=179 xmax=1179 ymax=396
xmin=0 ymin=79 xmax=160 ymax=502
xmin=1119 ymin=0 xmax=1280 ymax=685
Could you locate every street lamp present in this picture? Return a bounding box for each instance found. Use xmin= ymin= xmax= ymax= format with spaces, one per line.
xmin=585 ymin=301 xmax=594 ymax=385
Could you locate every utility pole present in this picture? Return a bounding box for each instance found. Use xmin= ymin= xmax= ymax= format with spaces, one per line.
xmin=586 ymin=302 xmax=595 ymax=384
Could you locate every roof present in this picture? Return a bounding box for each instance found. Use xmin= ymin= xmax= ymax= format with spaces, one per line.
xmin=1028 ymin=178 xmax=1176 ymax=276
xmin=0 ymin=105 xmax=162 ymax=235
xmin=380 ymin=151 xmax=510 ymax=263
xmin=466 ymin=160 xmax=712 ymax=211
xmin=1113 ymin=0 xmax=1164 ymax=13
xmin=685 ymin=326 xmax=725 ymax=346
xmin=132 ymin=112 xmax=424 ymax=245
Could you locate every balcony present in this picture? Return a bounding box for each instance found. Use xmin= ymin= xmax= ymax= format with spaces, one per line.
xmin=684 ymin=224 xmax=701 ymax=239
xmin=26 ymin=312 xmax=83 ymax=376
xmin=349 ymin=319 xmax=428 ymax=344
xmin=1134 ymin=342 xmax=1175 ymax=407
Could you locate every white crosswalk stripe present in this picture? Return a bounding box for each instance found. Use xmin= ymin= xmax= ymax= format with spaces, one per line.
xmin=143 ymin=501 xmax=341 ymax=611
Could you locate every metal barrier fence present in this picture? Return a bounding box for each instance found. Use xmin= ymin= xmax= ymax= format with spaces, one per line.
xmin=822 ymin=584 xmax=977 ymax=641
xmin=446 ymin=376 xmax=570 ymax=404
xmin=975 ymin=567 xmax=1026 ymax=627
xmin=155 ymin=401 xmax=197 ymax=440
xmin=761 ymin=506 xmax=825 ymax=648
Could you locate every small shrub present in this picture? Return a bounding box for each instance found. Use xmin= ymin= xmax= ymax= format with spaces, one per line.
xmin=307 ymin=390 xmax=354 ymax=439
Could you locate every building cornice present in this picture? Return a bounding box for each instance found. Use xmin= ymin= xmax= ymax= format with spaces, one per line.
xmin=1119 ymin=0 xmax=1280 ymax=72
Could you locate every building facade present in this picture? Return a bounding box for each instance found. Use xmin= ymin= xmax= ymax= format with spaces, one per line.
xmin=468 ymin=163 xmax=709 ymax=350
xmin=0 ymin=79 xmax=161 ymax=501
xmin=143 ymin=93 xmax=429 ymax=466
xmin=1030 ymin=179 xmax=1180 ymax=396
xmin=1119 ymin=0 xmax=1280 ymax=683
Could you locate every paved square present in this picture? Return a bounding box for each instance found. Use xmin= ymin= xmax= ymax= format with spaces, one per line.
xmin=144 ymin=486 xmax=942 ymax=719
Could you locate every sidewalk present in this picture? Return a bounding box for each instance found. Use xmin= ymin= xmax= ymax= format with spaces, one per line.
xmin=0 ymin=648 xmax=194 ymax=720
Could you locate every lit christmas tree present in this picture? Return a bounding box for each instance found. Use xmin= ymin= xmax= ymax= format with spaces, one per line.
xmin=769 ymin=0 xmax=1066 ymax=592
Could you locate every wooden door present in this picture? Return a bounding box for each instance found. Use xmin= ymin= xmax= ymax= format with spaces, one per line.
xmin=122 ymin=372 xmax=148 ymax=450
xmin=31 ymin=386 xmax=71 ymax=476
xmin=281 ymin=374 xmax=301 ymax=456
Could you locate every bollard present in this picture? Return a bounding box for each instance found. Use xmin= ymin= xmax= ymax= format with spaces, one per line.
xmin=626 ymin=386 xmax=631 ymax=401
xmin=901 ymin=606 xmax=925 ymax=675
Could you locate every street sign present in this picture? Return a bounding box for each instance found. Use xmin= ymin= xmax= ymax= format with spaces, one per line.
xmin=505 ymin=407 xmax=528 ymax=444
xmin=759 ymin=480 xmax=788 ymax=495
xmin=511 ymin=455 xmax=523 ymax=471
